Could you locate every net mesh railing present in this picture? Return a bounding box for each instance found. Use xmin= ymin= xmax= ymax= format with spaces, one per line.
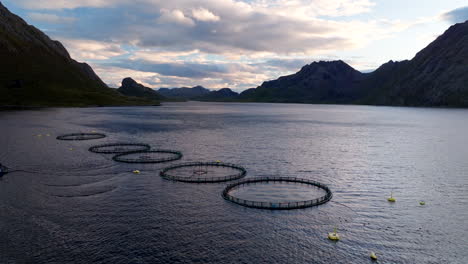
xmin=112 ymin=150 xmax=182 ymax=163
xmin=160 ymin=162 xmax=247 ymax=183
xmin=222 ymin=176 xmax=332 ymax=210
xmin=56 ymin=133 xmax=106 ymax=141
xmin=89 ymin=143 xmax=151 ymax=154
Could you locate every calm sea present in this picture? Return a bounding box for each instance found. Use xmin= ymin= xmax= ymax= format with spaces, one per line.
xmin=1 ymin=102 xmax=467 ymax=263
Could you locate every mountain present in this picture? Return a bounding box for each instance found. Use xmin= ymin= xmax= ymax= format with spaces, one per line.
xmin=240 ymin=20 xmax=468 ymax=107
xmin=118 ymin=78 xmax=164 ymax=101
xmin=0 ymin=3 xmax=156 ymax=107
xmin=359 ymin=21 xmax=468 ymax=106
xmin=196 ymin=88 xmax=239 ymax=101
xmin=158 ymin=85 xmax=211 ymax=99
xmin=240 ymin=60 xmax=364 ymax=103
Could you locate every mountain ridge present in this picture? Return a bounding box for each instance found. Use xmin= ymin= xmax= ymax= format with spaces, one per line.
xmin=239 ymin=20 xmax=468 ymax=107
xmin=0 ymin=2 xmax=158 ymax=107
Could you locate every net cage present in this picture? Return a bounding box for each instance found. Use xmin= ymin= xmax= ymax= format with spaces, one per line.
xmin=89 ymin=143 xmax=151 ymax=154
xmin=222 ymin=177 xmax=333 ymax=210
xmin=160 ymin=162 xmax=247 ymax=183
xmin=112 ymin=150 xmax=183 ymax=163
xmin=56 ymin=133 xmax=106 ymax=141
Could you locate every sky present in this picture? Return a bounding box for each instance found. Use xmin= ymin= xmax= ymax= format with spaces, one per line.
xmin=3 ymin=0 xmax=468 ymax=91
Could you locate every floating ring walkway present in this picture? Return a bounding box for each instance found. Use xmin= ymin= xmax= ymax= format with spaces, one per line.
xmin=56 ymin=133 xmax=106 ymax=141
xmin=222 ymin=177 xmax=332 ymax=210
xmin=160 ymin=162 xmax=246 ymax=183
xmin=112 ymin=150 xmax=182 ymax=163
xmin=89 ymin=143 xmax=151 ymax=154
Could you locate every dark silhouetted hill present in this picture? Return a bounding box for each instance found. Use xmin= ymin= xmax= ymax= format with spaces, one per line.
xmin=118 ymin=78 xmax=164 ymax=101
xmin=196 ymin=88 xmax=239 ymax=101
xmin=0 ymin=2 xmax=157 ymax=107
xmin=240 ymin=20 xmax=468 ymax=107
xmin=158 ymin=85 xmax=210 ymax=100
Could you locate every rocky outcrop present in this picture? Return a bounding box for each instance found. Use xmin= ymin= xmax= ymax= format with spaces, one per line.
xmin=117 ymin=78 xmax=164 ymax=101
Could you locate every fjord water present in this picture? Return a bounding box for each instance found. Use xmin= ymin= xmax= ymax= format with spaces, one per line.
xmin=1 ymin=102 xmax=467 ymax=264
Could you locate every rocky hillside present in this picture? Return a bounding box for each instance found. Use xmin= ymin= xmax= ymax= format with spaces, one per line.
xmin=118 ymin=78 xmax=164 ymax=101
xmin=240 ymin=60 xmax=364 ymax=103
xmin=196 ymin=88 xmax=239 ymax=101
xmin=0 ymin=3 xmax=156 ymax=106
xmin=241 ymin=20 xmax=468 ymax=107
xmin=158 ymin=85 xmax=211 ymax=100
xmin=359 ymin=21 xmax=468 ymax=106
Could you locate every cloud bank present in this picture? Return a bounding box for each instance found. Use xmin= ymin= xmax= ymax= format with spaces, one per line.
xmin=442 ymin=6 xmax=468 ymax=24
xmin=9 ymin=0 xmax=449 ymax=90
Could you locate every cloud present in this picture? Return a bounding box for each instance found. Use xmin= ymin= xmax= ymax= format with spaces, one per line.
xmin=191 ymin=8 xmax=220 ymax=22
xmin=252 ymin=0 xmax=375 ymax=18
xmin=91 ymin=64 xmax=263 ymax=90
xmin=14 ymin=0 xmax=386 ymax=56
xmin=158 ymin=9 xmax=195 ymax=27
xmin=9 ymin=0 xmax=438 ymax=90
xmin=60 ymin=39 xmax=127 ymax=60
xmin=110 ymin=59 xmax=229 ymax=79
xmin=442 ymin=6 xmax=468 ymax=24
xmin=27 ymin=12 xmax=76 ymax=23
xmin=130 ymin=49 xmax=201 ymax=63
xmin=16 ymin=0 xmax=118 ymax=9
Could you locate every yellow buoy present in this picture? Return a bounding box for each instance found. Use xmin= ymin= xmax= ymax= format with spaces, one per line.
xmin=387 ymin=192 xmax=396 ymax=202
xmin=133 ymin=170 xmax=141 ymax=174
xmin=419 ymin=201 xmax=425 ymax=205
xmin=37 ymin=134 xmax=42 ymax=137
xmin=46 ymin=134 xmax=51 ymax=137
xmin=216 ymin=160 xmax=221 ymax=163
xmin=370 ymin=251 xmax=378 ymax=261
xmin=328 ymin=228 xmax=340 ymax=241
xmin=69 ymin=148 xmax=73 ymax=150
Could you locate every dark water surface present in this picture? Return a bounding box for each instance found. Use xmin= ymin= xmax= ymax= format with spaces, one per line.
xmin=1 ymin=102 xmax=467 ymax=263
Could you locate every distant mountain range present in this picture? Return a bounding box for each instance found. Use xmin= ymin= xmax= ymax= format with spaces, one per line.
xmin=0 ymin=3 xmax=158 ymax=107
xmin=157 ymin=86 xmax=239 ymax=101
xmin=239 ymin=20 xmax=468 ymax=107
xmin=158 ymin=86 xmax=211 ymax=99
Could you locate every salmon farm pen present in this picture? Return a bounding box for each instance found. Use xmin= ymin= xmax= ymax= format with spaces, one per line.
xmin=112 ymin=150 xmax=182 ymax=163
xmin=222 ymin=177 xmax=333 ymax=210
xmin=160 ymin=162 xmax=247 ymax=183
xmin=56 ymin=133 xmax=106 ymax=141
xmin=89 ymin=143 xmax=151 ymax=154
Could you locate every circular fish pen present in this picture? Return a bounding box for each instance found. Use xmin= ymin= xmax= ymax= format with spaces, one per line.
xmin=160 ymin=162 xmax=247 ymax=183
xmin=112 ymin=150 xmax=182 ymax=163
xmin=56 ymin=133 xmax=106 ymax=141
xmin=89 ymin=143 xmax=151 ymax=154
xmin=222 ymin=177 xmax=332 ymax=210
